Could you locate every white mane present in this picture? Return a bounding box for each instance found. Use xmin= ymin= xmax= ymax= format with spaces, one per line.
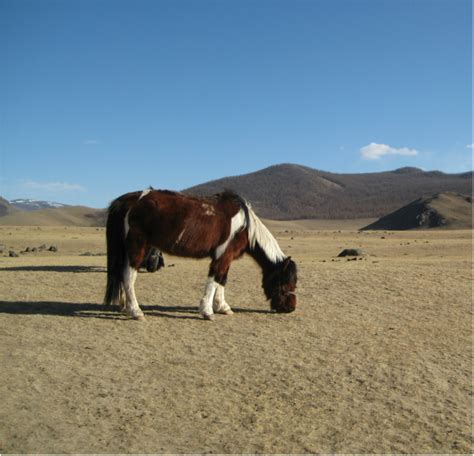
xmin=245 ymin=202 xmax=286 ymax=264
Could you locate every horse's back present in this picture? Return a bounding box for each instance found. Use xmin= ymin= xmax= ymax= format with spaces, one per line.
xmin=124 ymin=189 xmax=243 ymax=258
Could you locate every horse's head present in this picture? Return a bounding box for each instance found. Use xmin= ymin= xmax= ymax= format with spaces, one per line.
xmin=263 ymin=257 xmax=297 ymax=313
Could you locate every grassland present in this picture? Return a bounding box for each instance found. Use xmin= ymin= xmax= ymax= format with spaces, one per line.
xmin=0 ymin=222 xmax=472 ymax=453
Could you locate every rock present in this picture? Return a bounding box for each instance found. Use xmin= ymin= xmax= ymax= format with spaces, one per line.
xmin=337 ymin=248 xmax=365 ymax=257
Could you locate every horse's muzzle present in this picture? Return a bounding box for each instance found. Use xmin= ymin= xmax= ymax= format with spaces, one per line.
xmin=271 ymin=292 xmax=296 ymax=313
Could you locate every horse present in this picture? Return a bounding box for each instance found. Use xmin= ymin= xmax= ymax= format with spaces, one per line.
xmin=104 ymin=188 xmax=297 ymax=321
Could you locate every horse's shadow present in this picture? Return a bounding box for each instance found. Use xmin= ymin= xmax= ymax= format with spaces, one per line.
xmin=0 ymin=300 xmax=272 ymax=320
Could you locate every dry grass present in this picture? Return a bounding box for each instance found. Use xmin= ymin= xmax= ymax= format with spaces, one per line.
xmin=0 ymin=223 xmax=472 ymax=453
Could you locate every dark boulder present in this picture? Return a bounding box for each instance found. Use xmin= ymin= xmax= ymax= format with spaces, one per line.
xmin=337 ymin=248 xmax=365 ymax=257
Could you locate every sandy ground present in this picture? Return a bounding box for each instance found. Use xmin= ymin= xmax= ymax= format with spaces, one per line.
xmin=0 ymin=223 xmax=472 ymax=454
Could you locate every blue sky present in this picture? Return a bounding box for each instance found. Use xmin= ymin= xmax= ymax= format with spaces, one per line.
xmin=1 ymin=0 xmax=472 ymax=207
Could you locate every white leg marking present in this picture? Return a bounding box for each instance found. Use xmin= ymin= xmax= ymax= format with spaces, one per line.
xmin=123 ymin=259 xmax=145 ymax=320
xmin=119 ymin=285 xmax=126 ymax=312
xmin=199 ymin=276 xmax=218 ymax=320
xmin=213 ymin=284 xmax=233 ymax=315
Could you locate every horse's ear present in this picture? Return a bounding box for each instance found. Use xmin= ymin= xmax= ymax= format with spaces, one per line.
xmin=283 ymin=256 xmax=292 ymax=270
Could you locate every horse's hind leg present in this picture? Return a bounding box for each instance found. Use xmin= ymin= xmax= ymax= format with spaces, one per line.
xmin=119 ymin=286 xmax=126 ymax=312
xmin=123 ymin=231 xmax=147 ymax=320
xmin=123 ymin=260 xmax=145 ymax=320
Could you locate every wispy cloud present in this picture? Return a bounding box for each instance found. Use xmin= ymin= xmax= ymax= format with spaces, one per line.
xmin=21 ymin=180 xmax=86 ymax=192
xmin=466 ymin=143 xmax=474 ymax=149
xmin=360 ymin=142 xmax=419 ymax=160
xmin=84 ymin=139 xmax=100 ymax=145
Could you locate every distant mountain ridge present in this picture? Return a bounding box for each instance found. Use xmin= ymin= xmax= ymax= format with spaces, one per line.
xmin=0 ymin=197 xmax=105 ymax=226
xmin=1 ymin=163 xmax=472 ymax=224
xmin=185 ymin=163 xmax=472 ymax=219
xmin=10 ymin=198 xmax=67 ymax=211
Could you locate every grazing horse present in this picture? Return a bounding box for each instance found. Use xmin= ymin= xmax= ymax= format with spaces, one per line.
xmin=104 ymin=189 xmax=297 ymax=320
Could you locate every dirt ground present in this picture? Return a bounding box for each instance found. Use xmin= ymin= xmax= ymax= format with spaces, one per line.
xmin=0 ymin=223 xmax=472 ymax=454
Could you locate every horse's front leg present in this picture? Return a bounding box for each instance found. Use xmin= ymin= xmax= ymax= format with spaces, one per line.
xmin=202 ymin=233 xmax=247 ymax=319
xmin=200 ymin=232 xmax=246 ymax=320
xmin=199 ymin=262 xmax=230 ymax=320
xmin=200 ymin=255 xmax=235 ymax=319
xmin=213 ymin=283 xmax=233 ymax=315
xmin=199 ymin=278 xmax=233 ymax=320
xmin=199 ymin=276 xmax=219 ymax=321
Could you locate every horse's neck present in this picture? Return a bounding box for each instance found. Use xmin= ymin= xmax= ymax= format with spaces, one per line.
xmin=248 ymin=242 xmax=281 ymax=273
xmin=247 ymin=242 xmax=284 ymax=301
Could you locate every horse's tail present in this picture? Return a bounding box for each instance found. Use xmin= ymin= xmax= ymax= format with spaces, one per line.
xmin=103 ymin=192 xmax=140 ymax=306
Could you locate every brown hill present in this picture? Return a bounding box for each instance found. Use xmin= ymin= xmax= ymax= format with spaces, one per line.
xmin=185 ymin=164 xmax=472 ymax=219
xmin=0 ymin=205 xmax=106 ymax=227
xmin=361 ymin=192 xmax=472 ymax=230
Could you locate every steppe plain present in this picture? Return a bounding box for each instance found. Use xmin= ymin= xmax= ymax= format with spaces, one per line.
xmin=0 ymin=221 xmax=472 ymax=454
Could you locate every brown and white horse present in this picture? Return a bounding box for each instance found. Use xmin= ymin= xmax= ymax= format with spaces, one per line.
xmin=104 ymin=189 xmax=297 ymax=320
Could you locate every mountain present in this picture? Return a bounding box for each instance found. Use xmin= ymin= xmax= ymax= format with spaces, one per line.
xmin=185 ymin=163 xmax=472 ymax=219
xmin=9 ymin=199 xmax=67 ymax=211
xmin=1 ymin=163 xmax=472 ymax=224
xmin=361 ymin=192 xmax=472 ymax=230
xmin=0 ymin=205 xmax=106 ymax=227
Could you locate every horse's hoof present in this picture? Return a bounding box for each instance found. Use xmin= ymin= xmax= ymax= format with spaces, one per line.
xmin=202 ymin=313 xmax=215 ymax=321
xmin=133 ymin=314 xmax=146 ymax=321
xmin=214 ymin=306 xmax=233 ymax=315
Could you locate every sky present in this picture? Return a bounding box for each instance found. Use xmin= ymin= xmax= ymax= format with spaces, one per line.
xmin=0 ymin=0 xmax=472 ymax=208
